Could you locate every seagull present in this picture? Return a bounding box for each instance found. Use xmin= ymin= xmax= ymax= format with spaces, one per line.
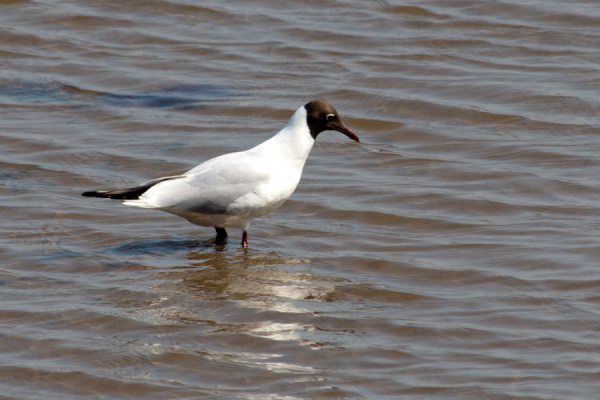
xmin=82 ymin=100 xmax=359 ymax=248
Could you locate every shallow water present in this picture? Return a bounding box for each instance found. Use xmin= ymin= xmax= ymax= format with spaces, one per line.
xmin=2 ymin=0 xmax=600 ymax=399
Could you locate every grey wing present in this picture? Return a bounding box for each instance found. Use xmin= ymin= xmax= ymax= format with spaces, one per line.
xmin=144 ymin=154 xmax=270 ymax=214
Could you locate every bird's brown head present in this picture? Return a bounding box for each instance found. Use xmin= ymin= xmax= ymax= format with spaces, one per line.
xmin=304 ymin=100 xmax=359 ymax=142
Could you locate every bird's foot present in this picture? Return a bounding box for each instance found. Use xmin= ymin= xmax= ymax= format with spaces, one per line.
xmin=214 ymin=227 xmax=228 ymax=244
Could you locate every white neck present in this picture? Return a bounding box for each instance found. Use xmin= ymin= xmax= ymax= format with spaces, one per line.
xmin=253 ymin=106 xmax=315 ymax=168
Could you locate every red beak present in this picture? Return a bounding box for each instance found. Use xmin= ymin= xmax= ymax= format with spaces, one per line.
xmin=332 ymin=122 xmax=360 ymax=142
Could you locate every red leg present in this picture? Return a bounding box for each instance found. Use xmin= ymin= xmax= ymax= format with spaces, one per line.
xmin=241 ymin=231 xmax=248 ymax=248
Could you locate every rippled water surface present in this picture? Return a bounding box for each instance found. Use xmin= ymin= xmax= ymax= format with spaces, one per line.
xmin=2 ymin=1 xmax=600 ymax=399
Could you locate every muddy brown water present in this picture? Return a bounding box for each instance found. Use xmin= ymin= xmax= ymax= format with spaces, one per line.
xmin=1 ymin=1 xmax=600 ymax=399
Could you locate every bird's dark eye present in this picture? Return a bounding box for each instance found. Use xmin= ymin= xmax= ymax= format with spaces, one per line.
xmin=326 ymin=113 xmax=335 ymax=121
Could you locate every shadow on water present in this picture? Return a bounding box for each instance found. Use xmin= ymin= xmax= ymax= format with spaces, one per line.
xmin=0 ymin=80 xmax=237 ymax=109
xmin=148 ymin=248 xmax=342 ymax=311
xmin=106 ymin=237 xmax=218 ymax=256
xmin=85 ymin=238 xmax=337 ymax=303
xmin=29 ymin=237 xmax=230 ymax=270
xmin=83 ymin=234 xmax=341 ymax=309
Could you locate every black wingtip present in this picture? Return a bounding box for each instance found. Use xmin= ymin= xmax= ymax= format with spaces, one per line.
xmin=82 ymin=191 xmax=109 ymax=198
xmin=81 ymin=176 xmax=182 ymax=200
xmin=81 ymin=189 xmax=139 ymax=199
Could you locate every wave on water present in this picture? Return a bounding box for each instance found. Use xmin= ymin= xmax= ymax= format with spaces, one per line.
xmin=0 ymin=80 xmax=237 ymax=109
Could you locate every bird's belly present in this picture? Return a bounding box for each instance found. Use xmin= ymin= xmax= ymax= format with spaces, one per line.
xmin=174 ymin=212 xmax=250 ymax=229
xmin=166 ymin=193 xmax=288 ymax=229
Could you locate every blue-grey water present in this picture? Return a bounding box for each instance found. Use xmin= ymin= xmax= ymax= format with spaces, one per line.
xmin=2 ymin=1 xmax=600 ymax=399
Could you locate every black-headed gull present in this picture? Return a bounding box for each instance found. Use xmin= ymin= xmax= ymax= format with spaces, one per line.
xmin=82 ymin=100 xmax=359 ymax=247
